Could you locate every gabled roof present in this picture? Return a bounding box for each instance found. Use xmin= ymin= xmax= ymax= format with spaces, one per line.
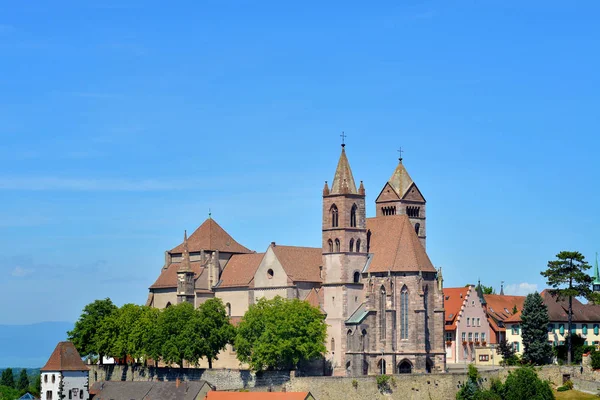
xmin=304 ymin=288 xmax=325 ymax=313
xmin=41 ymin=342 xmax=88 ymax=372
xmin=91 ymin=381 xmax=212 ymax=400
xmin=218 ymin=253 xmax=265 ymax=288
xmin=346 ymin=302 xmax=371 ymax=324
xmin=540 ymin=290 xmax=600 ymax=322
xmin=330 ymin=146 xmax=357 ymax=195
xmin=205 ymin=392 xmax=313 ymax=400
xmin=171 ymin=218 xmax=251 ymax=254
xmin=387 ymin=160 xmax=414 ymax=199
xmin=443 ymin=287 xmax=469 ymax=327
xmin=365 ymin=215 xmax=435 ymax=273
xmin=483 ymin=294 xmax=525 ymax=324
xmin=271 ymin=245 xmax=323 ymax=282
xmin=149 ymin=261 xmax=204 ymax=289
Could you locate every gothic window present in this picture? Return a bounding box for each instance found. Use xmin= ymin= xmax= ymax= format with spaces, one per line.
xmin=347 ymin=329 xmax=352 ymax=351
xmin=424 ymin=285 xmax=430 ymax=352
xmin=349 ymin=238 xmax=354 ymax=252
xmin=380 ymin=286 xmax=386 ymax=340
xmin=406 ymin=206 xmax=421 ymax=218
xmin=390 ymin=281 xmax=395 ymax=307
xmin=361 ymin=329 xmax=368 ymax=351
xmin=400 ymin=286 xmax=409 ymax=339
xmin=367 ymin=230 xmax=371 ymax=252
xmin=166 ymin=302 xmax=172 ymax=308
xmin=335 ymin=238 xmax=340 ymax=252
xmin=381 ymin=206 xmax=397 ymax=216
xmin=351 ymin=204 xmax=357 ymax=227
xmin=397 ymin=359 xmax=412 ymax=374
xmin=415 ymin=223 xmax=420 ymax=235
xmin=226 ymin=303 xmax=231 ymax=317
xmin=328 ymin=239 xmax=333 ymax=252
xmin=356 ymin=239 xmax=361 ymax=253
xmin=353 ymin=271 xmax=361 ymax=283
xmin=331 ymin=204 xmax=339 ymax=227
xmin=331 ymin=338 xmax=335 ymax=352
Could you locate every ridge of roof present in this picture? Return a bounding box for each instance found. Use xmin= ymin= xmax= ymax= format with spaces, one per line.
xmin=388 ymin=160 xmax=414 ymax=199
xmin=330 ymin=146 xmax=358 ymax=195
xmin=149 ymin=261 xmax=204 ymax=289
xmin=271 ymin=245 xmax=322 ymax=282
xmin=171 ymin=218 xmax=251 ymax=254
xmin=41 ymin=341 xmax=88 ymax=372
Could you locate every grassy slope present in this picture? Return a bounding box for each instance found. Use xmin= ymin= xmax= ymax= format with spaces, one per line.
xmin=554 ymin=389 xmax=598 ymax=399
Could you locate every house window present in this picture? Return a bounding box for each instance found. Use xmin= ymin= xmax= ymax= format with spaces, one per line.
xmin=514 ymin=342 xmax=520 ymax=352
xmin=400 ymin=287 xmax=409 ymax=339
xmin=571 ymin=324 xmax=577 ymax=334
xmin=475 ymin=333 xmax=479 ymax=342
xmin=512 ymin=325 xmax=520 ymax=335
xmin=361 ymin=329 xmax=368 ymax=351
xmin=445 ymin=332 xmax=452 ymax=342
xmin=46 ymin=391 xmax=53 ymax=400
xmin=80 ymin=390 xmax=83 ymax=399
xmin=69 ymin=391 xmax=72 ymax=399
xmin=44 ymin=375 xmax=48 ymax=383
xmin=331 ymin=338 xmax=335 ymax=352
xmin=335 ymin=238 xmax=340 ymax=252
xmin=380 ymin=286 xmax=386 ymax=339
xmin=226 ymin=303 xmax=231 ymax=317
xmin=356 ymin=239 xmax=361 ymax=253
xmin=559 ymin=324 xmax=565 ymax=335
xmin=463 ymin=346 xmax=468 ymax=359
xmin=548 ymin=324 xmax=554 ymax=332
xmin=462 ymin=332 xmax=466 ymax=342
xmin=468 ymin=332 xmax=473 ymax=342
xmin=477 ymin=318 xmax=480 ymax=327
xmin=583 ymin=324 xmax=588 ymax=335
xmin=347 ymin=330 xmax=352 ymax=351
xmin=481 ymin=333 xmax=486 ymax=343
xmin=479 ymin=355 xmax=489 ymax=362
xmin=467 ymin=318 xmax=470 ymax=327
xmin=52 ymin=375 xmax=55 ymax=383
xmin=594 ymin=324 xmax=599 ymax=335
xmin=351 ymin=204 xmax=357 ymax=227
xmin=267 ymin=269 xmax=274 ymax=279
xmin=349 ymin=239 xmax=354 ymax=252
xmin=328 ymin=239 xmax=333 ymax=252
xmin=331 ymin=204 xmax=339 ymax=227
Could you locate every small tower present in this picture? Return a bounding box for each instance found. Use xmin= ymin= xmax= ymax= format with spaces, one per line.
xmin=177 ymin=230 xmax=195 ymax=304
xmin=375 ymin=152 xmax=427 ymax=248
xmin=41 ymin=341 xmax=89 ymax=400
xmin=593 ymin=253 xmax=600 ymax=294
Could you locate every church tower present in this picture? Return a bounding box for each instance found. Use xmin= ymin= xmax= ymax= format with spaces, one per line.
xmin=593 ymin=253 xmax=600 ymax=294
xmin=375 ymin=154 xmax=427 ymax=248
xmin=177 ymin=231 xmax=195 ymax=304
xmin=322 ymin=142 xmax=368 ymax=375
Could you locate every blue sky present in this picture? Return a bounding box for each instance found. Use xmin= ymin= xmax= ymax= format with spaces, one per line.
xmin=0 ymin=1 xmax=599 ymax=325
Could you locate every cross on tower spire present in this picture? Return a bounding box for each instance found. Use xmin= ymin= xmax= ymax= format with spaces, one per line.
xmin=397 ymin=147 xmax=404 ymax=163
xmin=340 ymin=131 xmax=347 ymax=147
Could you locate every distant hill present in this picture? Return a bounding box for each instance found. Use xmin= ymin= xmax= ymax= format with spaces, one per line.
xmin=0 ymin=322 xmax=73 ymax=368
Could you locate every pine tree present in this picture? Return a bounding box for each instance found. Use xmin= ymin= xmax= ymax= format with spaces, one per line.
xmin=521 ymin=292 xmax=553 ymax=365
xmin=17 ymin=369 xmax=29 ymax=391
xmin=0 ymin=368 xmax=15 ymax=388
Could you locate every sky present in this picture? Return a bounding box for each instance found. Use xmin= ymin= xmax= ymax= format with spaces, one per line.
xmin=0 ymin=0 xmax=599 ymax=325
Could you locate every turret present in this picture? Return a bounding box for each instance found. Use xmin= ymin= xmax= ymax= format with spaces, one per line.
xmin=176 ymin=230 xmax=195 ymax=304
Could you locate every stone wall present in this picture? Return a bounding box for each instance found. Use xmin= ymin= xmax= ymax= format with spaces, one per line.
xmin=88 ymin=365 xmax=290 ymax=391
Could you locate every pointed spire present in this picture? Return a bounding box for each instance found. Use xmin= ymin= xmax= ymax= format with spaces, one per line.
xmin=330 ymin=145 xmax=357 ymax=195
xmin=323 ymin=181 xmax=330 ymax=196
xmin=500 ymin=281 xmax=505 ymax=296
xmin=179 ymin=230 xmax=191 ymax=272
xmin=387 ymin=157 xmax=414 ymax=198
xmin=594 ymin=252 xmax=600 ymax=285
xmin=476 ymin=279 xmax=487 ymax=305
xmin=358 ymin=180 xmax=365 ymax=196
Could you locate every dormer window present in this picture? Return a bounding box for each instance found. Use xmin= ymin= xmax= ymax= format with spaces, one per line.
xmin=331 ymin=204 xmax=339 ymax=227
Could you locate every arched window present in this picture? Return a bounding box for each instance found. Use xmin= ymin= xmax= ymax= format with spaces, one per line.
xmin=331 ymin=338 xmax=335 ymax=352
xmin=426 ymin=358 xmax=433 ymax=373
xmin=361 ymin=329 xmax=368 ymax=351
xmin=80 ymin=390 xmax=84 ymax=399
xmin=351 ymin=204 xmax=357 ymax=227
xmin=415 ymin=223 xmax=420 ymax=235
xmin=353 ymin=271 xmax=361 ymax=283
xmin=69 ymin=391 xmax=72 ymax=399
xmin=356 ymin=239 xmax=361 ymax=253
xmin=52 ymin=375 xmax=55 ymax=383
xmin=397 ymin=359 xmax=412 ymax=374
xmin=347 ymin=329 xmax=352 ymax=351
xmin=378 ymin=359 xmax=386 ymax=375
xmin=328 ymin=239 xmax=333 ymax=252
xmin=362 ymin=360 xmax=369 ymax=375
xmin=390 ymin=281 xmax=395 ymax=307
xmin=226 ymin=303 xmax=231 ymax=317
xmin=331 ymin=204 xmax=339 ymax=227
xmin=44 ymin=375 xmax=47 ymax=383
xmin=349 ymin=238 xmax=354 ymax=252
xmin=335 ymin=238 xmax=340 ymax=252
xmin=380 ymin=286 xmax=386 ymax=339
xmin=401 ymin=286 xmax=409 ymax=339
xmin=165 ymin=302 xmax=172 ymax=308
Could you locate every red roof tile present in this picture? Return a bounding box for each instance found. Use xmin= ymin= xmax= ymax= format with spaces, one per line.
xmin=444 ymin=287 xmax=469 ymax=325
xmin=41 ymin=342 xmax=89 ymax=372
xmin=171 ymin=218 xmax=251 ymax=254
xmin=149 ymin=261 xmax=204 ymax=289
xmin=366 ymin=215 xmax=435 ymax=273
xmin=218 ymin=253 xmax=265 ymax=288
xmin=483 ymin=294 xmax=525 ymax=323
xmin=205 ymin=392 xmax=312 ymax=400
xmin=272 ymin=245 xmax=323 ymax=283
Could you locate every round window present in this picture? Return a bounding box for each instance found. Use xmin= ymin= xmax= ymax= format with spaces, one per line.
xmin=267 ymin=269 xmax=274 ymax=279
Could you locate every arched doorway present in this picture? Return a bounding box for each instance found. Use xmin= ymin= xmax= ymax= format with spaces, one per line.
xmin=377 ymin=359 xmax=386 ymax=375
xmin=397 ymin=359 xmax=412 ymax=374
xmin=426 ymin=358 xmax=433 ymax=373
xmin=362 ymin=360 xmax=369 ymax=375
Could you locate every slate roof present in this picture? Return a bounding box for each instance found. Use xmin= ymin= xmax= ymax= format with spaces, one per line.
xmin=387 ymin=160 xmax=415 ymax=198
xmin=18 ymin=393 xmax=37 ymax=400
xmin=272 ymin=245 xmax=323 ymax=283
xmin=90 ymin=381 xmax=212 ymax=400
xmin=205 ymin=392 xmax=313 ymax=400
xmin=365 ymin=215 xmax=435 ymax=273
xmin=330 ymin=146 xmax=357 ymax=195
xmin=41 ymin=342 xmax=88 ymax=372
xmin=504 ymin=290 xmax=600 ymax=323
xmin=171 ymin=218 xmax=251 ymax=254
xmin=218 ymin=253 xmax=265 ymax=288
xmin=443 ymin=287 xmax=470 ymax=330
xmin=149 ymin=261 xmax=204 ymax=289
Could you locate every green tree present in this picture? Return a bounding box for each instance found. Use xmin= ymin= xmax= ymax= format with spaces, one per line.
xmin=496 ymin=340 xmax=517 ymax=366
xmin=541 ymin=251 xmax=592 ymax=364
xmin=475 ymin=283 xmax=495 ymax=295
xmin=130 ymin=306 xmax=161 ymax=363
xmin=0 ymin=368 xmax=14 ymax=388
xmin=502 ymin=366 xmax=554 ymax=400
xmin=235 ymin=296 xmax=327 ymax=371
xmin=32 ymin=373 xmax=41 ymax=396
xmin=16 ymin=369 xmax=29 ymax=391
xmin=521 ymin=292 xmax=553 ymax=365
xmin=156 ymin=302 xmax=206 ymax=368
xmin=68 ymin=298 xmax=118 ymax=363
xmin=197 ymin=298 xmax=236 ymax=368
xmin=97 ymin=303 xmax=145 ymax=363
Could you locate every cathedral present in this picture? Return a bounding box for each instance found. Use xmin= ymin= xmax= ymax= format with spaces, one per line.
xmin=147 ymin=143 xmax=446 ymax=375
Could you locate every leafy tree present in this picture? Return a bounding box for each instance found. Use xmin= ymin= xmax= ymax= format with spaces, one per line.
xmin=0 ymin=368 xmax=14 ymax=388
xmin=97 ymin=303 xmax=145 ymax=363
xmin=0 ymin=384 xmax=20 ymax=400
xmin=456 ymin=365 xmax=500 ymax=400
xmin=235 ymin=296 xmax=327 ymax=371
xmin=541 ymin=251 xmax=592 ymax=364
xmin=521 ymin=292 xmax=553 ymax=365
xmin=512 ymin=305 xmax=518 ymax=314
xmin=496 ymin=340 xmax=517 ymax=366
xmin=130 ymin=306 xmax=161 ymax=363
xmin=16 ymin=369 xmax=29 ymax=391
xmin=554 ymin=334 xmax=592 ymax=364
xmin=68 ymin=298 xmax=118 ymax=363
xmin=502 ymin=366 xmax=553 ymax=400
xmin=156 ymin=302 xmax=206 ymax=368
xmin=197 ymin=298 xmax=236 ymax=368
xmin=475 ymin=283 xmax=495 ymax=295
xmin=33 ymin=373 xmax=41 ymax=396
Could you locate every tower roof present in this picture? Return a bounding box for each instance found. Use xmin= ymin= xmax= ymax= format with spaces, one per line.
xmin=387 ymin=160 xmax=415 ymax=198
xmin=594 ymin=252 xmax=600 ymax=285
xmin=170 ymin=218 xmax=251 ymax=254
xmin=330 ymin=146 xmax=357 ymax=195
xmin=179 ymin=230 xmax=191 ymax=272
xmin=41 ymin=341 xmax=88 ymax=372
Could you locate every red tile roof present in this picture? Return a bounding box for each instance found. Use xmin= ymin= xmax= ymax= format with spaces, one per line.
xmin=304 ymin=288 xmax=325 ymax=313
xmin=443 ymin=287 xmax=469 ymax=328
xmin=205 ymin=392 xmax=312 ymax=400
xmin=218 ymin=253 xmax=265 ymax=288
xmin=41 ymin=342 xmax=89 ymax=372
xmin=272 ymin=245 xmax=323 ymax=283
xmin=366 ymin=215 xmax=435 ymax=273
xmin=483 ymin=294 xmax=525 ymax=323
xmin=171 ymin=218 xmax=251 ymax=254
xmin=149 ymin=261 xmax=204 ymax=289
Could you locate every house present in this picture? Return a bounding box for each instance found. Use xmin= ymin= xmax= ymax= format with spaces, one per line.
xmin=40 ymin=341 xmax=89 ymax=400
xmin=482 ymin=293 xmax=525 ymax=346
xmin=504 ymin=290 xmax=600 ymax=355
xmin=89 ymin=380 xmax=212 ymax=400
xmin=204 ymin=392 xmax=316 ymax=400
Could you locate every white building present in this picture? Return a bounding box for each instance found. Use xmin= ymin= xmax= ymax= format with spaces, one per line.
xmin=41 ymin=342 xmax=89 ymax=400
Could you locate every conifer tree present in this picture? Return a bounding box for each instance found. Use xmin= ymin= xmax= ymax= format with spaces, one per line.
xmin=0 ymin=368 xmax=15 ymax=388
xmin=541 ymin=251 xmax=592 ymax=364
xmin=521 ymin=292 xmax=553 ymax=365
xmin=17 ymin=369 xmax=29 ymax=391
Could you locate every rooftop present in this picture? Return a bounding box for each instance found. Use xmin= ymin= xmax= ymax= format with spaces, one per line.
xmin=171 ymin=218 xmax=251 ymax=254
xmin=41 ymin=341 xmax=88 ymax=372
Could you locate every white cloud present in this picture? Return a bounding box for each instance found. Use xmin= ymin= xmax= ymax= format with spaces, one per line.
xmin=11 ymin=267 xmax=33 ymax=277
xmin=504 ymin=282 xmax=538 ymax=296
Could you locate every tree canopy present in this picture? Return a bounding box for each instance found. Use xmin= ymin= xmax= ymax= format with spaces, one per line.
xmin=235 ymin=296 xmax=327 ymax=371
xmin=196 ymin=298 xmax=236 ymax=368
xmin=16 ymin=369 xmax=29 ymax=391
xmin=521 ymin=292 xmax=553 ymax=365
xmin=541 ymin=251 xmax=592 ymax=364
xmin=475 ymin=283 xmax=495 ymax=295
xmin=0 ymin=368 xmax=14 ymax=388
xmin=68 ymin=298 xmax=118 ymax=361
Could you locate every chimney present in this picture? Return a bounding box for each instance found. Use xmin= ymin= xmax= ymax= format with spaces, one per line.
xmin=271 ymin=241 xmax=276 ymax=247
